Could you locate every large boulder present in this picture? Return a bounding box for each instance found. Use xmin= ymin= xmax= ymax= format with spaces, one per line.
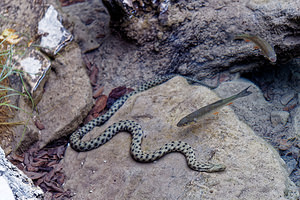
xmin=78 ymin=0 xmax=300 ymax=89
xmin=62 ymin=76 xmax=298 ymax=199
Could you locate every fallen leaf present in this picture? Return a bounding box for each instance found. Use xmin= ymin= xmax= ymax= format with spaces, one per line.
xmin=93 ymin=86 xmax=104 ymax=98
xmin=92 ymin=95 xmax=108 ymax=114
xmin=9 ymin=154 xmax=24 ymax=162
xmin=24 ymin=171 xmax=47 ymax=180
xmin=89 ymin=66 xmax=99 ymax=86
xmin=44 ymin=180 xmax=64 ymax=193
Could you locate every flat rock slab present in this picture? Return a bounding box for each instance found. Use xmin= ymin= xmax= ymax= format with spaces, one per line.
xmin=62 ymin=76 xmax=298 ymax=199
xmin=35 ymin=42 xmax=93 ymax=148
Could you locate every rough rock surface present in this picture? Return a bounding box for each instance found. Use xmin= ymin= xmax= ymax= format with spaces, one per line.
xmin=270 ymin=111 xmax=290 ymax=127
xmin=61 ymin=0 xmax=110 ymax=53
xmin=72 ymin=0 xmax=300 ymax=90
xmin=62 ymin=76 xmax=298 ymax=199
xmin=0 ymin=1 xmax=93 ymax=151
xmin=15 ymin=42 xmax=93 ymax=151
xmin=0 ymin=0 xmax=44 ymax=153
xmin=0 ymin=0 xmax=45 ymax=38
xmin=58 ymin=0 xmax=300 ymax=95
xmin=230 ymin=58 xmax=300 ymax=187
xmin=0 ymin=147 xmax=44 ymax=199
xmin=215 ymin=79 xmax=286 ymax=140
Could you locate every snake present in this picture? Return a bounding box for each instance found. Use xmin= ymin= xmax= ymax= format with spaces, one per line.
xmin=70 ymin=75 xmax=226 ymax=172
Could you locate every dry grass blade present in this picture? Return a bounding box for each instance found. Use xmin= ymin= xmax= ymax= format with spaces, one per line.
xmin=0 ymin=121 xmax=25 ymax=125
xmin=0 ymin=28 xmax=26 ymax=152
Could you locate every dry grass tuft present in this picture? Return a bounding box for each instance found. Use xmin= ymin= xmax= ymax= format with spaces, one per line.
xmin=0 ymin=29 xmax=25 ymax=154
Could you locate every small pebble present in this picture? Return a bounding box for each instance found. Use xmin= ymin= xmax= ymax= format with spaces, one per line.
xmin=278 ymin=139 xmax=292 ymax=151
xmin=293 ymin=107 xmax=300 ymax=137
xmin=34 ymin=120 xmax=45 ymax=130
xmin=283 ymin=156 xmax=297 ymax=175
xmin=280 ymin=92 xmax=295 ymax=105
xmin=270 ymin=111 xmax=289 ymax=126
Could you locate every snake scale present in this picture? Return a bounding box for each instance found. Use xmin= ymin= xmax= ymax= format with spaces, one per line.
xmin=70 ymin=74 xmax=226 ymax=172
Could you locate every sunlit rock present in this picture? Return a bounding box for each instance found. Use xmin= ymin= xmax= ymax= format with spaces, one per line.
xmin=38 ymin=5 xmax=73 ymax=56
xmin=16 ymin=49 xmax=51 ymax=104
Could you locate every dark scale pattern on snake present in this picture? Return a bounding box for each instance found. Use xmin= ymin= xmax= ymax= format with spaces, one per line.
xmin=70 ymin=75 xmax=226 ymax=172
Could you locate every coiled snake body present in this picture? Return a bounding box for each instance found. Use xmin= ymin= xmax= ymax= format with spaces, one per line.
xmin=70 ymin=75 xmax=226 ymax=172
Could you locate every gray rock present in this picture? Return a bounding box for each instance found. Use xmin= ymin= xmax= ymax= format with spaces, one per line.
xmin=270 ymin=111 xmax=290 ymax=127
xmin=61 ymin=0 xmax=110 ymax=53
xmin=214 ymin=79 xmax=273 ymax=139
xmin=56 ymin=0 xmax=300 ymax=92
xmin=0 ymin=147 xmax=44 ymax=199
xmin=283 ymin=154 xmax=298 ymax=176
xmin=281 ymin=92 xmax=296 ymax=106
xmin=62 ymin=76 xmax=298 ymax=200
xmin=90 ymin=0 xmax=300 ymax=87
xmin=0 ymin=1 xmax=45 ymax=39
xmin=293 ymin=107 xmax=300 ymax=137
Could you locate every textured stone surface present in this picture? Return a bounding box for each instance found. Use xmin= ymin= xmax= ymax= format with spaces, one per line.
xmin=0 ymin=147 xmax=44 ymax=199
xmin=97 ymin=0 xmax=299 ymax=82
xmin=271 ymin=111 xmax=290 ymax=127
xmin=281 ymin=92 xmax=296 ymax=106
xmin=38 ymin=5 xmax=73 ymax=56
xmin=0 ymin=0 xmax=45 ymax=38
xmin=62 ymin=76 xmax=298 ymax=199
xmin=214 ymin=79 xmax=274 ymax=138
xmin=59 ymin=0 xmax=300 ymax=94
xmin=35 ymin=42 xmax=93 ymax=148
xmin=14 ymin=42 xmax=93 ymax=151
xmin=0 ymin=0 xmax=93 ymax=151
xmin=61 ymin=0 xmax=110 ymax=53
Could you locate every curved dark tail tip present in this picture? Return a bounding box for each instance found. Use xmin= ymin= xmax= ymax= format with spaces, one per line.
xmin=238 ymin=86 xmax=252 ymax=97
